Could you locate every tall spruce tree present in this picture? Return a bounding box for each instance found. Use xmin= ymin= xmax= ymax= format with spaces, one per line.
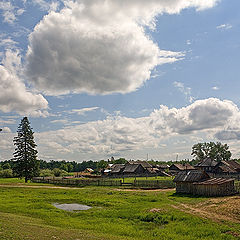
xmin=13 ymin=117 xmax=39 ymax=182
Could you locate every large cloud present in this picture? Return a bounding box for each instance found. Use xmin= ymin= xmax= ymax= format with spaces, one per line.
xmin=35 ymin=98 xmax=239 ymax=160
xmin=0 ymin=50 xmax=49 ymax=117
xmin=25 ymin=0 xmax=218 ymax=95
xmin=151 ymin=98 xmax=238 ymax=134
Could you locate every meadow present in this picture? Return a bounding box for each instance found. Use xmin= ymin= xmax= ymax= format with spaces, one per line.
xmin=0 ymin=178 xmax=239 ymax=240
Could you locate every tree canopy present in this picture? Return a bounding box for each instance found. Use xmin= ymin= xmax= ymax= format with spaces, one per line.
xmin=13 ymin=117 xmax=39 ymax=182
xmin=191 ymin=142 xmax=231 ymax=162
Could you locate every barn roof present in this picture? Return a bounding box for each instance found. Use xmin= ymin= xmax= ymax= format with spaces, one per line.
xmin=193 ymin=178 xmax=234 ymax=185
xmin=173 ymin=170 xmax=209 ymax=183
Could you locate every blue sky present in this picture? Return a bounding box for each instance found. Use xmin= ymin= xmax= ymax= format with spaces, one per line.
xmin=1 ymin=0 xmax=240 ymax=162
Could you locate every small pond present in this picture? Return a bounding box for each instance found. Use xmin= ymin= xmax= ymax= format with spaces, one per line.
xmin=53 ymin=203 xmax=92 ymax=211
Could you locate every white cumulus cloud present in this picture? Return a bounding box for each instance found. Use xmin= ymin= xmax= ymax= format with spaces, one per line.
xmin=36 ymin=98 xmax=239 ymax=160
xmin=25 ymin=0 xmax=218 ymax=96
xmin=0 ymin=50 xmax=49 ymax=117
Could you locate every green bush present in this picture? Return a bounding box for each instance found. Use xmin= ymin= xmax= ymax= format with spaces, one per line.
xmin=52 ymin=168 xmax=73 ymax=177
xmin=39 ymin=169 xmax=54 ymax=177
xmin=0 ymin=169 xmax=13 ymax=178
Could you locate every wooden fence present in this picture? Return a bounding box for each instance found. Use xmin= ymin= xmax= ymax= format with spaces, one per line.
xmin=132 ymin=180 xmax=175 ymax=189
xmin=32 ymin=177 xmax=175 ymax=189
xmin=235 ymin=181 xmax=240 ymax=193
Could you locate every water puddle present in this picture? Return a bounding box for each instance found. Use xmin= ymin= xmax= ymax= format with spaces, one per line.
xmin=53 ymin=203 xmax=92 ymax=211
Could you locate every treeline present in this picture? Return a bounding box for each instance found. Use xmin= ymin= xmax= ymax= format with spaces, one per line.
xmin=1 ymin=157 xmax=239 ymax=178
xmin=0 ymin=158 xmax=129 ymax=173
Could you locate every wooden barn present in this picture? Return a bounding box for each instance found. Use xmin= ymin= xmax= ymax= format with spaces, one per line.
xmin=174 ymin=170 xmax=236 ymax=196
xmin=193 ymin=178 xmax=235 ymax=197
xmin=173 ymin=170 xmax=210 ymax=194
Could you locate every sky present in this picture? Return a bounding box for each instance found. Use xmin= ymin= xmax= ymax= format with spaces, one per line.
xmin=1 ymin=0 xmax=240 ymax=162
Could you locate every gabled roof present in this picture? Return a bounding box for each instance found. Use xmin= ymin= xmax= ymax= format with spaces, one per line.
xmin=170 ymin=163 xmax=195 ymax=171
xmin=215 ymin=160 xmax=237 ymax=173
xmin=123 ymin=164 xmax=144 ymax=173
xmin=157 ymin=164 xmax=170 ymax=169
xmin=111 ymin=164 xmax=125 ymax=173
xmin=146 ymin=167 xmax=159 ymax=174
xmin=228 ymin=160 xmax=240 ymax=170
xmin=129 ymin=161 xmax=152 ymax=168
xmin=173 ymin=170 xmax=210 ymax=183
xmin=218 ymin=165 xmax=237 ymax=173
xmin=196 ymin=158 xmax=218 ymax=167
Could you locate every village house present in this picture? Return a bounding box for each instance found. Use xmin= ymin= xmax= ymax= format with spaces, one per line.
xmin=109 ymin=164 xmax=125 ymax=177
xmin=169 ymin=163 xmax=195 ymax=175
xmin=157 ymin=164 xmax=170 ymax=172
xmin=194 ymin=158 xmax=217 ymax=173
xmin=123 ymin=163 xmax=146 ymax=176
xmin=213 ymin=160 xmax=240 ymax=174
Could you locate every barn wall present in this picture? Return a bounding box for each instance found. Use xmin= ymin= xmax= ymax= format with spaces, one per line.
xmin=193 ymin=181 xmax=235 ymax=197
xmin=176 ymin=182 xmax=193 ymax=194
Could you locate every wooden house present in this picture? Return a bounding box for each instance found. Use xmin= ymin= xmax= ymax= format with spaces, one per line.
xmin=213 ymin=160 xmax=237 ymax=174
xmin=109 ymin=164 xmax=125 ymax=177
xmin=123 ymin=163 xmax=146 ymax=176
xmin=195 ymin=158 xmax=217 ymax=173
xmin=157 ymin=164 xmax=170 ymax=171
xmin=228 ymin=160 xmax=240 ymax=172
xmin=169 ymin=163 xmax=195 ymax=175
xmin=173 ymin=170 xmax=210 ymax=194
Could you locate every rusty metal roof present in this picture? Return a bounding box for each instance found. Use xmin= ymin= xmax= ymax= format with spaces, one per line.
xmin=173 ymin=170 xmax=210 ymax=182
xmin=193 ymin=178 xmax=234 ymax=185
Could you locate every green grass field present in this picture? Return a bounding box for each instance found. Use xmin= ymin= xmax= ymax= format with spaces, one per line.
xmin=0 ymin=178 xmax=239 ymax=240
xmin=113 ymin=176 xmax=173 ymax=183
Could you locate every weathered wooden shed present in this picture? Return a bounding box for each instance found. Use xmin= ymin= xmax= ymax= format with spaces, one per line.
xmin=192 ymin=178 xmax=235 ymax=197
xmin=173 ymin=170 xmax=210 ymax=194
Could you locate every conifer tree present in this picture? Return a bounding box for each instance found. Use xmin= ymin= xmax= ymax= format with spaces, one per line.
xmin=13 ymin=117 xmax=39 ymax=182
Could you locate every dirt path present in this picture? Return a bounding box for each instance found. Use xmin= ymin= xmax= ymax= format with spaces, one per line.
xmin=172 ymin=197 xmax=240 ymax=238
xmin=172 ymin=202 xmax=240 ymax=224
